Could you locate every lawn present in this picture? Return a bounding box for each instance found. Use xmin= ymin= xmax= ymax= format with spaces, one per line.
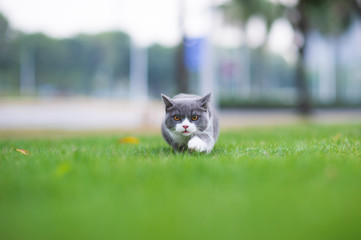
xmin=0 ymin=124 xmax=361 ymax=240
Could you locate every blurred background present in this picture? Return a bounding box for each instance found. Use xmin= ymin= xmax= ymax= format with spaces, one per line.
xmin=0 ymin=0 xmax=361 ymax=131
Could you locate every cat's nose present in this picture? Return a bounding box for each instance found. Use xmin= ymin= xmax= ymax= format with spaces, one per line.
xmin=183 ymin=125 xmax=189 ymax=129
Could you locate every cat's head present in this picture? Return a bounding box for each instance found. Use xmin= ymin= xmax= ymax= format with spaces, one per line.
xmin=161 ymin=93 xmax=211 ymax=136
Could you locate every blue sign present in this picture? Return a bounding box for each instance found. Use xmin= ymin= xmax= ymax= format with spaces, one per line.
xmin=184 ymin=37 xmax=207 ymax=72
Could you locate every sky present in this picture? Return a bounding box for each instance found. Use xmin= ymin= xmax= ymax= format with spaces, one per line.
xmin=0 ymin=0 xmax=294 ymax=56
xmin=0 ymin=0 xmax=219 ymax=46
xmin=0 ymin=0 xmax=181 ymax=46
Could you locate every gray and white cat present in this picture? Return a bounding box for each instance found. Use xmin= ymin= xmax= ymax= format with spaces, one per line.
xmin=161 ymin=93 xmax=219 ymax=153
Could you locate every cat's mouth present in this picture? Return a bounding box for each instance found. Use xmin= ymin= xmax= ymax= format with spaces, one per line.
xmin=182 ymin=130 xmax=192 ymax=135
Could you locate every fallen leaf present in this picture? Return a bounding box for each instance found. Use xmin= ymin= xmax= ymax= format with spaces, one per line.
xmin=119 ymin=136 xmax=140 ymax=144
xmin=16 ymin=149 xmax=30 ymax=156
xmin=332 ymin=133 xmax=342 ymax=142
xmin=55 ymin=162 xmax=71 ymax=177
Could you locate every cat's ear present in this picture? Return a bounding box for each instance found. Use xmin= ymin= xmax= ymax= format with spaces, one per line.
xmin=199 ymin=93 xmax=211 ymax=109
xmin=161 ymin=94 xmax=174 ymax=110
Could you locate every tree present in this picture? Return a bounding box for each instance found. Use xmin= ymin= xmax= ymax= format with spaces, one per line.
xmin=0 ymin=13 xmax=9 ymax=47
xmin=0 ymin=13 xmax=18 ymax=92
xmin=175 ymin=38 xmax=189 ymax=94
xmin=221 ymin=0 xmax=361 ymax=114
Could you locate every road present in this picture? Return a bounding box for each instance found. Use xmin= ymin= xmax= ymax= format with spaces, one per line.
xmin=1 ymin=98 xmax=360 ymax=131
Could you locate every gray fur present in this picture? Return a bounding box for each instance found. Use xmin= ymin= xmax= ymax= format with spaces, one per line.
xmin=161 ymin=93 xmax=219 ymax=153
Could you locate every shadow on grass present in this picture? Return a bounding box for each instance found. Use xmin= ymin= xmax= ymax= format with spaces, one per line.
xmin=150 ymin=145 xmax=223 ymax=157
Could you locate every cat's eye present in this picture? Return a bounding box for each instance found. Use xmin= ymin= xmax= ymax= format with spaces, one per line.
xmin=173 ymin=115 xmax=181 ymax=121
xmin=191 ymin=115 xmax=199 ymax=121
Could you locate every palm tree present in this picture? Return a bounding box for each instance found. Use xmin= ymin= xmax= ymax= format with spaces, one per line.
xmin=221 ymin=0 xmax=361 ymax=114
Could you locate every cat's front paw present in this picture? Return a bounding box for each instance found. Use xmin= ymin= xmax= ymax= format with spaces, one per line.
xmin=188 ymin=137 xmax=208 ymax=153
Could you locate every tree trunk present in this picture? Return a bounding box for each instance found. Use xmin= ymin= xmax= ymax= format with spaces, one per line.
xmin=175 ymin=37 xmax=189 ymax=93
xmin=296 ymin=42 xmax=312 ymax=114
xmin=295 ymin=4 xmax=312 ymax=115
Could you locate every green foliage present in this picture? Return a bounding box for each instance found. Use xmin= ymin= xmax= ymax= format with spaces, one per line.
xmin=1 ymin=124 xmax=361 ymax=240
xmin=0 ymin=13 xmax=19 ymax=92
xmin=221 ymin=0 xmax=283 ymax=28
xmin=0 ymin=12 xmax=177 ymax=97
xmin=0 ymin=12 xmax=9 ymax=47
xmin=304 ymin=0 xmax=355 ymax=35
xmin=10 ymin=32 xmax=131 ymax=95
xmin=221 ymin=0 xmax=361 ymax=37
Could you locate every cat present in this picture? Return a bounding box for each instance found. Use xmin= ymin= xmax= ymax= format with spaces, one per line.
xmin=161 ymin=93 xmax=219 ymax=153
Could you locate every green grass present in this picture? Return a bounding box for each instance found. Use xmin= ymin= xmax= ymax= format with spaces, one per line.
xmin=1 ymin=124 xmax=361 ymax=240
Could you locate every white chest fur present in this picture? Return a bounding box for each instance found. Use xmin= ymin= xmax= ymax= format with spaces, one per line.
xmin=167 ymin=129 xmax=191 ymax=145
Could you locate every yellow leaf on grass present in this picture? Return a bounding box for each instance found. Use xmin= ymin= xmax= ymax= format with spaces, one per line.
xmin=332 ymin=133 xmax=342 ymax=142
xmin=16 ymin=149 xmax=30 ymax=156
xmin=119 ymin=136 xmax=140 ymax=144
xmin=56 ymin=162 xmax=71 ymax=177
